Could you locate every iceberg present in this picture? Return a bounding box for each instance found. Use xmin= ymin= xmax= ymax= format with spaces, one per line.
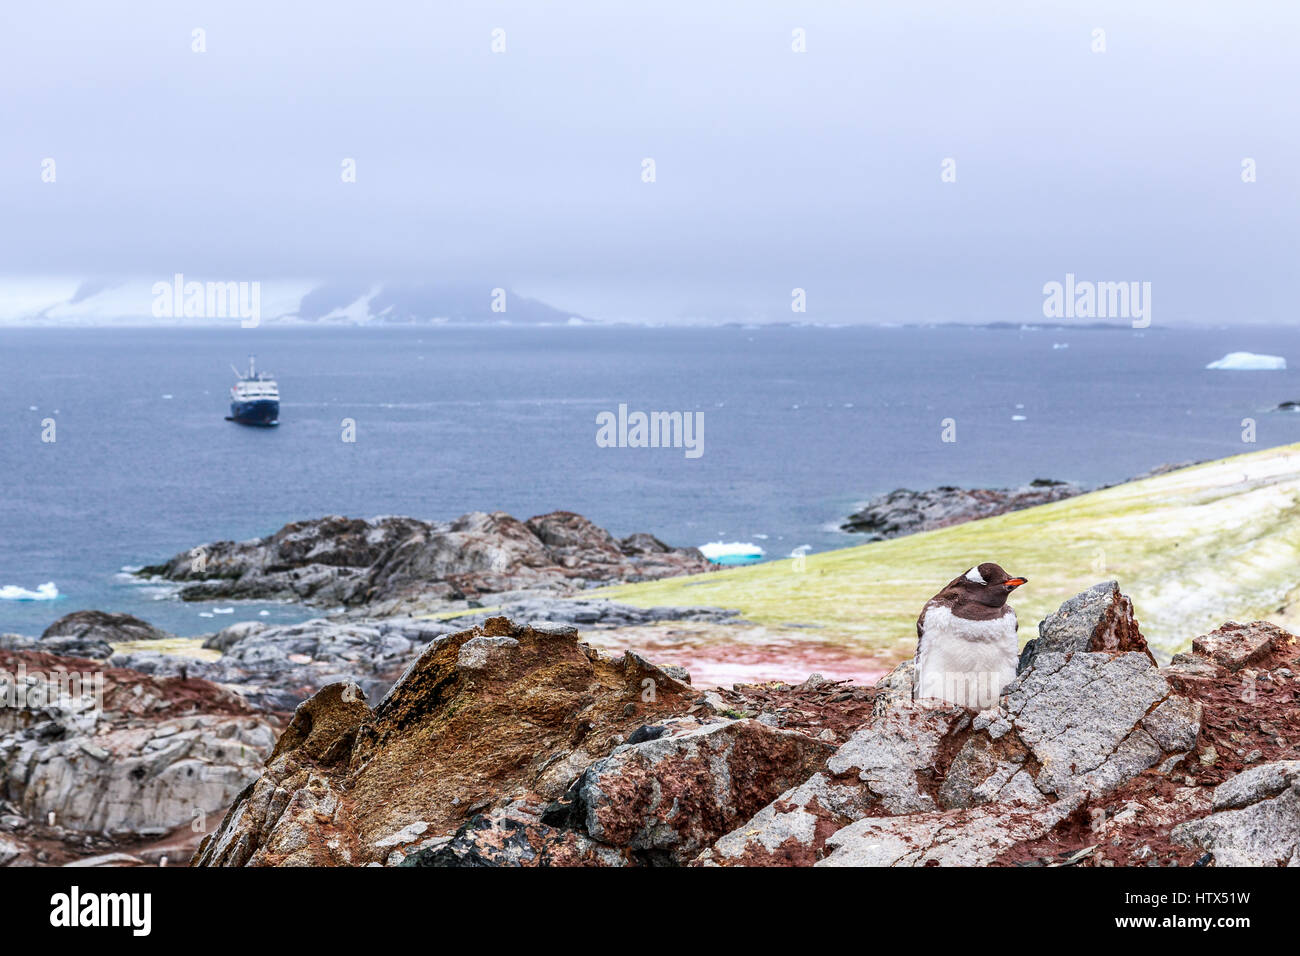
xmin=0 ymin=581 xmax=59 ymax=601
xmin=1206 ymin=352 xmax=1286 ymax=370
xmin=699 ymin=541 xmax=766 ymax=565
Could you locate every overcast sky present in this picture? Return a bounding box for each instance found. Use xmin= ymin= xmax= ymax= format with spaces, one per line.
xmin=1 ymin=1 xmax=1297 ymax=324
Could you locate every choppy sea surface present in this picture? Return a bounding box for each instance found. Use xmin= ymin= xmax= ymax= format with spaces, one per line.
xmin=1 ymin=324 xmax=1297 ymax=636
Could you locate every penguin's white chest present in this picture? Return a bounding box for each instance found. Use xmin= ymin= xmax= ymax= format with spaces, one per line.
xmin=915 ymin=604 xmax=1019 ymax=710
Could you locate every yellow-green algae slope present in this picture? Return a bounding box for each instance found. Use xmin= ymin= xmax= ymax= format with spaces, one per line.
xmin=592 ymin=442 xmax=1300 ymax=659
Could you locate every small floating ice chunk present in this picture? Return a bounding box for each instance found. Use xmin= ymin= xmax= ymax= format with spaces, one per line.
xmin=1206 ymin=352 xmax=1286 ymax=370
xmin=1011 ymin=415 xmax=1027 ymax=421
xmin=0 ymin=581 xmax=59 ymax=601
xmin=198 ymin=612 xmax=215 ymax=618
xmin=1052 ymin=342 xmax=1069 ymax=350
xmin=699 ymin=541 xmax=766 ymax=565
xmin=258 ymin=610 xmax=270 ymax=616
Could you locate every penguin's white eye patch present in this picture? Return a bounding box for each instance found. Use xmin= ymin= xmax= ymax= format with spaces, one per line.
xmin=965 ymin=567 xmax=986 ymax=584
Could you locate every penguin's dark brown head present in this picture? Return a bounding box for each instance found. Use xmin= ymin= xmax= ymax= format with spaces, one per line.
xmin=953 ymin=562 xmax=1027 ymax=607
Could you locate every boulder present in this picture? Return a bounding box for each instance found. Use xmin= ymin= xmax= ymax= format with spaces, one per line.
xmin=1016 ymin=580 xmax=1152 ymax=672
xmin=1171 ymin=761 xmax=1300 ymax=866
xmin=817 ymin=795 xmax=1086 ymax=866
xmin=871 ymin=658 xmax=914 ymax=715
xmin=193 ymin=617 xmax=703 ymax=866
xmin=41 ymin=610 xmax=173 ymax=645
xmin=400 ymin=804 xmax=631 ymax=867
xmin=1191 ymin=620 xmax=1281 ymax=672
xmin=566 ymin=718 xmax=834 ymax=864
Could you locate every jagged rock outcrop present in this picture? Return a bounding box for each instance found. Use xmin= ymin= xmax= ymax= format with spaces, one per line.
xmin=192 ymin=617 xmax=840 ymax=867
xmin=138 ymin=511 xmax=712 ymax=609
xmin=995 ymin=619 xmax=1300 ymax=866
xmin=699 ymin=581 xmax=1202 ymax=866
xmin=192 ymin=617 xmax=699 ymax=865
xmin=183 ymin=588 xmax=1298 ymax=868
xmin=0 ymin=648 xmax=280 ymax=866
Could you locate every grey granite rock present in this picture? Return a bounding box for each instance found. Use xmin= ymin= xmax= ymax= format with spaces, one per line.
xmin=1172 ymin=762 xmax=1300 ymax=866
xmin=817 ymin=794 xmax=1086 ymax=866
xmin=827 ymin=705 xmax=970 ymax=814
xmin=871 ymin=659 xmax=914 ymax=716
xmin=1017 ymin=580 xmax=1150 ymax=674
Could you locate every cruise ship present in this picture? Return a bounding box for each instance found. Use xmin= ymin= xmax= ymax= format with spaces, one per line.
xmin=226 ymin=356 xmax=280 ymax=426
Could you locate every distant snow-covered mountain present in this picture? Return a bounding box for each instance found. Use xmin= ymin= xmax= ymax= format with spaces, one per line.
xmin=0 ymin=277 xmax=588 ymax=326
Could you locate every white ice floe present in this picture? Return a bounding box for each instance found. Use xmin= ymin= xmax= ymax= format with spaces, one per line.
xmin=0 ymin=581 xmax=58 ymax=601
xmin=1011 ymin=415 xmax=1028 ymax=421
xmin=699 ymin=541 xmax=766 ymax=564
xmin=1206 ymin=352 xmax=1286 ymax=370
xmin=213 ymin=607 xmax=234 ymax=614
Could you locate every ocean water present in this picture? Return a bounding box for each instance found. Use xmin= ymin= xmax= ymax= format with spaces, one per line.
xmin=1 ymin=324 xmax=1297 ymax=637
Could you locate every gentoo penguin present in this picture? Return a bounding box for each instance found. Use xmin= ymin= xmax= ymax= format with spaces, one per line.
xmin=912 ymin=562 xmax=1027 ymax=710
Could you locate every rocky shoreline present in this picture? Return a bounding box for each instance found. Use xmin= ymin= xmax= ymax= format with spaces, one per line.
xmin=135 ymin=510 xmax=713 ymax=614
xmin=841 ymin=480 xmax=1083 ymax=538
xmin=841 ymin=463 xmax=1204 ymax=539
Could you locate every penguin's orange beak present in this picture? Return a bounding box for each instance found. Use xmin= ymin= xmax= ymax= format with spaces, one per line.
xmin=1005 ymin=577 xmax=1027 ymax=588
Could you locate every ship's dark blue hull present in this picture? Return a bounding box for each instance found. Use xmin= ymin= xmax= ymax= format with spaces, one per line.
xmin=227 ymin=399 xmax=279 ymax=426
